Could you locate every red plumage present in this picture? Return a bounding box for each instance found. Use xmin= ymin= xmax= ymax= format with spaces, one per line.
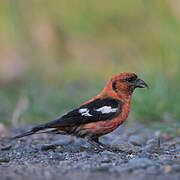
xmin=13 ymin=72 xmax=148 ymax=151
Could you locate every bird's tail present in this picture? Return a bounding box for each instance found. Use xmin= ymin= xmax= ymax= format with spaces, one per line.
xmin=11 ymin=123 xmax=55 ymax=139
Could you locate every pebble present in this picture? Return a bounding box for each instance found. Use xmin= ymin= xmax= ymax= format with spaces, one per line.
xmin=172 ymin=164 xmax=180 ymax=172
xmin=0 ymin=144 xmax=12 ymax=151
xmin=128 ymin=158 xmax=154 ymax=169
xmin=51 ymin=138 xmax=73 ymax=146
xmin=146 ymin=165 xmax=161 ymax=175
xmin=50 ymin=153 xmax=65 ymax=161
xmin=91 ymin=165 xmax=111 ymax=172
xmin=101 ymin=157 xmax=111 ymax=163
xmin=59 ymin=161 xmax=71 ymax=166
xmin=111 ymin=137 xmax=131 ymax=151
xmin=0 ymin=157 xmax=10 ymax=163
xmin=143 ymin=138 xmax=161 ymax=153
xmin=38 ymin=144 xmax=57 ymax=151
xmin=114 ymin=166 xmax=133 ymax=173
xmin=128 ymin=135 xmax=145 ymax=146
xmin=79 ymin=151 xmax=90 ymax=158
xmin=164 ymin=165 xmax=173 ymax=173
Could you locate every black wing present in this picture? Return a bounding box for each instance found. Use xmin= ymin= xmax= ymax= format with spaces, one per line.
xmin=46 ymin=98 xmax=122 ymax=127
xmin=12 ymin=98 xmax=122 ymax=139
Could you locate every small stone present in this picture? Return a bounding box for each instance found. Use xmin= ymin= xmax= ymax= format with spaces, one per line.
xmin=128 ymin=158 xmax=154 ymax=169
xmin=140 ymin=150 xmax=151 ymax=159
xmin=111 ymin=137 xmax=131 ymax=151
xmin=39 ymin=144 xmax=57 ymax=151
xmin=173 ymin=164 xmax=180 ymax=172
xmin=168 ymin=137 xmax=180 ymax=146
xmin=0 ymin=144 xmax=12 ymax=151
xmin=79 ymin=143 xmax=91 ymax=151
xmin=164 ymin=165 xmax=173 ymax=173
xmin=128 ymin=135 xmax=145 ymax=146
xmin=82 ymin=151 xmax=89 ymax=157
xmin=146 ymin=165 xmax=160 ymax=175
xmin=101 ymin=156 xmax=111 ymax=163
xmin=127 ymin=154 xmax=134 ymax=158
xmin=91 ymin=165 xmax=111 ymax=172
xmin=51 ymin=138 xmax=73 ymax=146
xmin=51 ymin=153 xmax=65 ymax=161
xmin=175 ymin=144 xmax=180 ymax=152
xmin=0 ymin=157 xmax=10 ymax=163
xmin=159 ymin=154 xmax=172 ymax=161
xmin=31 ymin=140 xmax=40 ymax=145
xmin=143 ymin=138 xmax=161 ymax=153
xmin=133 ymin=169 xmax=145 ymax=175
xmin=100 ymin=150 xmax=115 ymax=156
xmin=114 ymin=166 xmax=132 ymax=173
xmin=59 ymin=161 xmax=70 ymax=166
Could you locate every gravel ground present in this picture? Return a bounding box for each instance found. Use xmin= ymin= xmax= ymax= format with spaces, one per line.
xmin=0 ymin=123 xmax=180 ymax=180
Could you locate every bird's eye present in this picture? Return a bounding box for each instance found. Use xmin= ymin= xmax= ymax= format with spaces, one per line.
xmin=126 ymin=76 xmax=136 ymax=82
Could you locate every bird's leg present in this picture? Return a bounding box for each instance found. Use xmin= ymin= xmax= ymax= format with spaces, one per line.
xmin=86 ymin=137 xmax=104 ymax=152
xmin=91 ymin=137 xmax=123 ymax=153
xmin=89 ymin=137 xmax=114 ymax=152
xmin=86 ymin=137 xmax=122 ymax=153
xmin=92 ymin=137 xmax=105 ymax=147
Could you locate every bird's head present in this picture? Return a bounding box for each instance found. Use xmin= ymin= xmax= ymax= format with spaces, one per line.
xmin=103 ymin=72 xmax=149 ymax=98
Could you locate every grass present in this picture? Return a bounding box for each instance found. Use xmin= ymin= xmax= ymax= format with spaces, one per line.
xmin=0 ymin=70 xmax=179 ymax=127
xmin=0 ymin=0 xmax=179 ymax=129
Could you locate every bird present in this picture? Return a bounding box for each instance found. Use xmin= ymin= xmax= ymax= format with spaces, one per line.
xmin=12 ymin=72 xmax=148 ymax=151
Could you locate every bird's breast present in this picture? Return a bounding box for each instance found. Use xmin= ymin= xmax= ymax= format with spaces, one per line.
xmin=81 ymin=102 xmax=131 ymax=136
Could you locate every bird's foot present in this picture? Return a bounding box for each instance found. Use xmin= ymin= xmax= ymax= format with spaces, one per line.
xmin=96 ymin=142 xmax=123 ymax=153
xmin=86 ymin=139 xmax=104 ymax=152
xmin=86 ymin=138 xmax=122 ymax=153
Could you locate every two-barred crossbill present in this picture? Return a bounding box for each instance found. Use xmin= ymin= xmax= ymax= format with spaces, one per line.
xmin=13 ymin=72 xmax=148 ymax=151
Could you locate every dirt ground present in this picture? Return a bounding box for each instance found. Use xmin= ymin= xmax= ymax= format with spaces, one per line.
xmin=0 ymin=123 xmax=179 ymax=180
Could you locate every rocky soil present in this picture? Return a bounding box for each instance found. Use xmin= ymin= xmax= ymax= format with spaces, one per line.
xmin=0 ymin=123 xmax=180 ymax=180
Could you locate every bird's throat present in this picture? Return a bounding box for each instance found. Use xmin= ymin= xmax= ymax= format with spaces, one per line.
xmin=117 ymin=93 xmax=132 ymax=105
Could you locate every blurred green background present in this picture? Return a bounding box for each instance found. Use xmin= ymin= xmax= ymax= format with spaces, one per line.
xmin=0 ymin=0 xmax=179 ymax=130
